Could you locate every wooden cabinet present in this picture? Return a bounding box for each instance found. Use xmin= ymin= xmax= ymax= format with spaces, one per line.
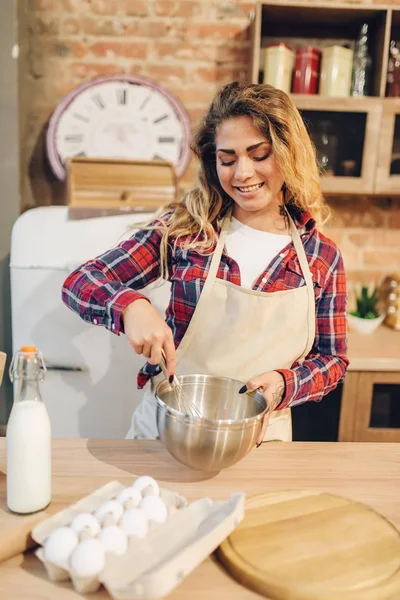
xmin=294 ymin=96 xmax=382 ymax=194
xmin=250 ymin=2 xmax=400 ymax=196
xmin=339 ymin=371 xmax=400 ymax=442
xmin=338 ymin=327 xmax=400 ymax=442
xmin=376 ymin=99 xmax=400 ymax=193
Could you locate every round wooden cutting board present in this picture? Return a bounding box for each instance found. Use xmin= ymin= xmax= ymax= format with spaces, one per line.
xmin=218 ymin=490 xmax=400 ymax=600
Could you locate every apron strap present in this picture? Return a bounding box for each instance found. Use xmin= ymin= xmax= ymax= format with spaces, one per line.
xmin=176 ymin=218 xmax=229 ymax=361
xmin=288 ymin=213 xmax=316 ymax=361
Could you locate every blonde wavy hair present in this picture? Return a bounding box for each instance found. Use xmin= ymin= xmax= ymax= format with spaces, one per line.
xmin=147 ymin=82 xmax=328 ymax=276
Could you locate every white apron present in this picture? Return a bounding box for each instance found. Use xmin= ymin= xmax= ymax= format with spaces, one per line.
xmin=126 ymin=212 xmax=315 ymax=441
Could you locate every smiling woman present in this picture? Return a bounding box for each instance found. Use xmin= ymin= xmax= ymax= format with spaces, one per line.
xmin=61 ymin=82 xmax=348 ymax=446
xmin=216 ymin=118 xmax=285 ymax=229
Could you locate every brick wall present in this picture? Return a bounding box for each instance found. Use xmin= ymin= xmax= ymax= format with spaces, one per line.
xmin=18 ymin=0 xmax=400 ymax=287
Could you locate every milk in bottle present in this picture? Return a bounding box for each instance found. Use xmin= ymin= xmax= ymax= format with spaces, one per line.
xmin=7 ymin=346 xmax=51 ymax=513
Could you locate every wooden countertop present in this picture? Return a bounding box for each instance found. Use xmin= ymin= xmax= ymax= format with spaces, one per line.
xmin=347 ymin=325 xmax=400 ymax=372
xmin=1 ymin=439 xmax=400 ymax=599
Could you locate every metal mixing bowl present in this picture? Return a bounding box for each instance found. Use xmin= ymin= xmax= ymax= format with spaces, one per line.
xmin=155 ymin=374 xmax=268 ymax=471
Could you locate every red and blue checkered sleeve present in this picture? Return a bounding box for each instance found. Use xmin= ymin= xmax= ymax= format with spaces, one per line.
xmin=61 ymin=225 xmax=165 ymax=336
xmin=276 ymin=242 xmax=349 ymax=409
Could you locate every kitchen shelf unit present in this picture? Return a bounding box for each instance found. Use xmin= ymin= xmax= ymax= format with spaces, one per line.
xmin=250 ymin=2 xmax=400 ymax=196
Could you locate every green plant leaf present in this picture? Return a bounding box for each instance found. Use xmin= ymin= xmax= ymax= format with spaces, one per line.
xmin=353 ymin=284 xmax=378 ymax=318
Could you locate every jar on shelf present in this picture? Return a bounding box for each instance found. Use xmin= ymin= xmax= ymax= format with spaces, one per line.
xmin=319 ymin=45 xmax=354 ymax=97
xmin=292 ymin=46 xmax=321 ymax=94
xmin=386 ymin=41 xmax=400 ymax=98
xmin=263 ymin=43 xmax=294 ymax=94
xmin=312 ymin=121 xmax=338 ymax=176
xmin=351 ymin=23 xmax=372 ymax=97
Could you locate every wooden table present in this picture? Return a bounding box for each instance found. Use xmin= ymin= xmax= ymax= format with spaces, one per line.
xmin=339 ymin=326 xmax=400 ymax=442
xmin=1 ymin=439 xmax=400 ymax=599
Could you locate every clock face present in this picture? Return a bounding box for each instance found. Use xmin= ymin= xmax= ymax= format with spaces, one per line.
xmin=46 ymin=74 xmax=191 ymax=180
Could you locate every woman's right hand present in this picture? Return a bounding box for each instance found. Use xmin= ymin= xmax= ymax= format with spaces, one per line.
xmin=122 ymin=299 xmax=176 ymax=380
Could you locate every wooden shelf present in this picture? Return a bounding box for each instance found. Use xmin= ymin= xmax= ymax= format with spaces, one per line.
xmin=290 ymin=95 xmax=381 ymax=112
xmin=259 ymin=2 xmax=389 ymax=32
xmin=292 ymin=96 xmax=400 ymax=113
xmin=250 ymin=2 xmax=400 ymax=195
xmin=376 ymin=100 xmax=400 ymax=194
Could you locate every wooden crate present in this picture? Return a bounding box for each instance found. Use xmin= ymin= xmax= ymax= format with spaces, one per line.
xmin=67 ymin=157 xmax=177 ymax=219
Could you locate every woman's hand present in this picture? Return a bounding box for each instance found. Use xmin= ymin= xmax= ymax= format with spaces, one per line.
xmin=122 ymin=299 xmax=176 ymax=380
xmin=239 ymin=371 xmax=285 ymax=446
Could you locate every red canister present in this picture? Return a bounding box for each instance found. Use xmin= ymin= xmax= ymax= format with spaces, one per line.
xmin=292 ymin=46 xmax=321 ymax=94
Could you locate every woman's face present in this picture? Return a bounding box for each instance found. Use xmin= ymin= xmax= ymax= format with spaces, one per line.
xmin=215 ymin=116 xmax=284 ymax=220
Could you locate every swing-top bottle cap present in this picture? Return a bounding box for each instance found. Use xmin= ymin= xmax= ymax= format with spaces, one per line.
xmin=20 ymin=345 xmax=37 ymax=353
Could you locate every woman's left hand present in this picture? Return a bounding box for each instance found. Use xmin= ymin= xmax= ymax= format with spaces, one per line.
xmin=240 ymin=371 xmax=286 ymax=446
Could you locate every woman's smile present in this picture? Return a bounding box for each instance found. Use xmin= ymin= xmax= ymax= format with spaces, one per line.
xmin=233 ymin=182 xmax=265 ymax=196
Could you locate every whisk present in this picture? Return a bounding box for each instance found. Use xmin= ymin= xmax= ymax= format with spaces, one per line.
xmin=159 ymin=353 xmax=203 ymax=419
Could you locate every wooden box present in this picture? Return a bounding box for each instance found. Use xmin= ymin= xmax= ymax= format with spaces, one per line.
xmin=66 ymin=157 xmax=177 ymax=219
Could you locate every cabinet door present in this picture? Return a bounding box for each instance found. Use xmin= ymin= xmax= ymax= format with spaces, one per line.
xmin=375 ymin=99 xmax=400 ymax=194
xmin=295 ymin=96 xmax=382 ymax=195
xmin=353 ymin=372 xmax=400 ymax=442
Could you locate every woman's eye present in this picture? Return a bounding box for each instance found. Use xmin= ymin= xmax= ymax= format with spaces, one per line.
xmin=253 ymin=152 xmax=270 ymax=162
xmin=220 ymin=159 xmax=235 ymax=167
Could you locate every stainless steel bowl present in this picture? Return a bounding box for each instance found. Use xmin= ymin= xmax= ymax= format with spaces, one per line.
xmin=155 ymin=374 xmax=268 ymax=471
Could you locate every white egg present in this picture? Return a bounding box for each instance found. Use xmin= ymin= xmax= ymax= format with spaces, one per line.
xmin=94 ymin=500 xmax=124 ymax=526
xmin=132 ymin=475 xmax=160 ymax=497
xmin=119 ymin=508 xmax=149 ymax=539
xmin=43 ymin=527 xmax=79 ymax=566
xmin=116 ymin=486 xmax=142 ymax=509
xmin=69 ymin=538 xmax=105 ymax=578
xmin=98 ymin=525 xmax=128 ymax=556
xmin=70 ymin=513 xmax=101 ymax=539
xmin=140 ymin=495 xmax=168 ymax=524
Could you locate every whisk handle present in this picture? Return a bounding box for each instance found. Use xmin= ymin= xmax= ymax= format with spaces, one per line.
xmin=160 ymin=351 xmax=179 ymax=386
xmin=159 ymin=352 xmax=169 ymax=379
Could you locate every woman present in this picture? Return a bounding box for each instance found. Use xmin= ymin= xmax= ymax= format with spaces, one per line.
xmin=62 ymin=82 xmax=348 ymax=444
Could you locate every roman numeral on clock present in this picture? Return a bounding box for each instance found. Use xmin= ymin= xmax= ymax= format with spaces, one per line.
xmin=153 ymin=114 xmax=169 ymax=124
xmin=72 ymin=113 xmax=89 ymax=123
xmin=64 ymin=134 xmax=84 ymax=143
xmin=91 ymin=94 xmax=105 ymax=109
xmin=139 ymin=92 xmax=152 ymax=110
xmin=117 ymin=88 xmax=127 ymax=105
xmin=158 ymin=136 xmax=175 ymax=143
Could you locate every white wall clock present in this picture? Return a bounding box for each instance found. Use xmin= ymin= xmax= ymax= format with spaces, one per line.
xmin=46 ymin=74 xmax=191 ymax=180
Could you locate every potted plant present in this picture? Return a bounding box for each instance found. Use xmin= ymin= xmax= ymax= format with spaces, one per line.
xmin=348 ymin=284 xmax=385 ymax=335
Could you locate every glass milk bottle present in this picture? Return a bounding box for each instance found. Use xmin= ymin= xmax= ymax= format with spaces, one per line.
xmin=7 ymin=346 xmax=51 ymax=513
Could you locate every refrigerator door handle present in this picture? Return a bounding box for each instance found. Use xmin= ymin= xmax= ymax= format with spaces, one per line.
xmin=45 ymin=364 xmax=88 ymax=372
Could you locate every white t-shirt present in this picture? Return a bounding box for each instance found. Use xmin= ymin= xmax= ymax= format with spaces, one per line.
xmin=225 ymin=217 xmax=291 ymax=289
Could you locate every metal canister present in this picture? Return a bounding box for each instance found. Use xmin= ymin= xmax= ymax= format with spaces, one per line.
xmin=292 ymin=46 xmax=321 ymax=94
xmin=319 ymin=45 xmax=354 ymax=97
xmin=263 ymin=43 xmax=294 ymax=93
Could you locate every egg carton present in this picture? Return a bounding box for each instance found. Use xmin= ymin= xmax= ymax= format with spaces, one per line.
xmin=32 ymin=480 xmax=245 ymax=599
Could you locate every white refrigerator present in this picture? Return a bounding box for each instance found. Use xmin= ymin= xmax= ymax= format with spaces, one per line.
xmin=10 ymin=206 xmax=171 ymax=438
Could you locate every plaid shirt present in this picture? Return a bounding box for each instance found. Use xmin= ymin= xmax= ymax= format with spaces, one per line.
xmin=62 ymin=209 xmax=348 ymax=410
